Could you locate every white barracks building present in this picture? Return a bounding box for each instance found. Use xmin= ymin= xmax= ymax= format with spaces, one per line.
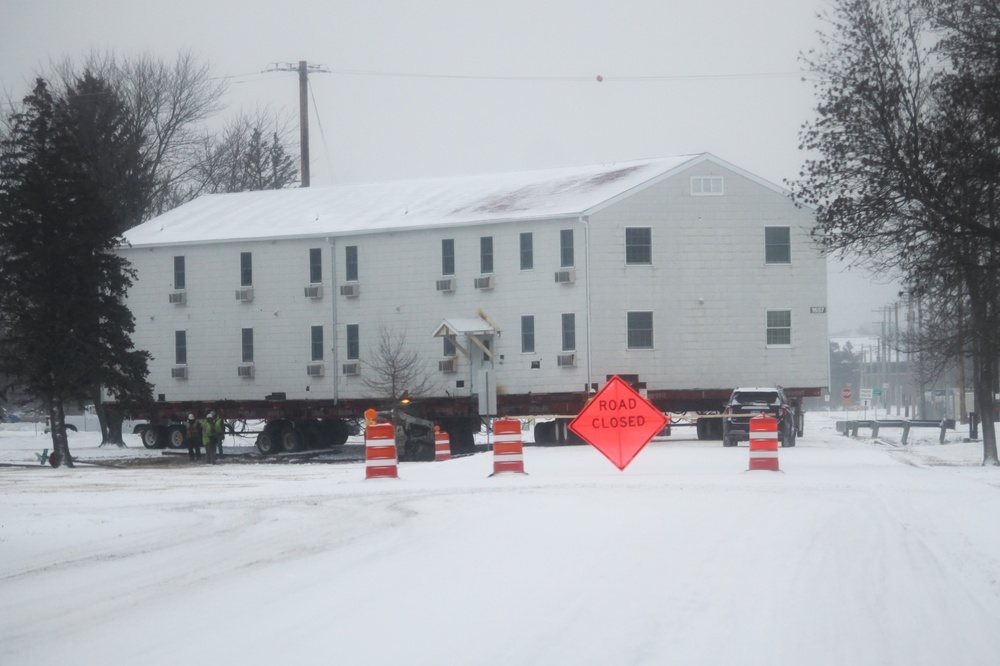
xmin=116 ymin=154 xmax=829 ymax=449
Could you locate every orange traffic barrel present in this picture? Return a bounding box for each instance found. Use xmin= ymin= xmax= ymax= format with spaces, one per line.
xmin=434 ymin=427 xmax=451 ymax=462
xmin=490 ymin=418 xmax=526 ymax=476
xmin=748 ymin=413 xmax=780 ymax=472
xmin=365 ymin=422 xmax=398 ymax=479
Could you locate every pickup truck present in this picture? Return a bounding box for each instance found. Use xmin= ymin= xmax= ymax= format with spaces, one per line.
xmin=721 ymin=387 xmax=798 ymax=448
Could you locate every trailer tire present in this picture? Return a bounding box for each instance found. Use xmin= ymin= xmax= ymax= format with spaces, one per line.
xmin=142 ymin=426 xmax=167 ymax=449
xmin=167 ymin=424 xmax=187 ymax=449
xmin=256 ymin=428 xmax=279 ymax=455
xmin=280 ymin=425 xmax=303 ymax=453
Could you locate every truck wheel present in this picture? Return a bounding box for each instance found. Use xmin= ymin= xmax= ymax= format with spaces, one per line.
xmin=142 ymin=426 xmax=167 ymax=449
xmin=256 ymin=429 xmax=279 ymax=455
xmin=167 ymin=424 xmax=187 ymax=449
xmin=280 ymin=425 xmax=303 ymax=453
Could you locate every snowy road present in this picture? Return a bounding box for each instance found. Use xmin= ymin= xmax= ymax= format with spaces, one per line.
xmin=2 ymin=413 xmax=1000 ymax=665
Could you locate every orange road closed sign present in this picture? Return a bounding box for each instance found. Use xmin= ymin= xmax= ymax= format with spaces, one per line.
xmin=569 ymin=375 xmax=668 ymax=471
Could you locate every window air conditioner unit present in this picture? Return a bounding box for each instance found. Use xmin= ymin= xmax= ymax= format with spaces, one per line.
xmin=235 ymin=287 xmax=254 ymax=302
xmin=436 ymin=278 xmax=456 ymax=292
xmin=339 ymin=284 xmax=360 ymax=298
xmin=474 ymin=276 xmax=494 ymax=290
xmin=557 ymin=353 xmax=577 ymax=368
xmin=438 ymin=358 xmax=457 ymax=373
xmin=306 ymin=363 xmax=325 ymax=377
xmin=171 ymin=366 xmax=188 ymax=379
xmin=237 ymin=364 xmax=255 ymax=378
xmin=342 ymin=361 xmax=360 ymax=376
xmin=554 ymin=269 xmax=576 ymax=284
xmin=168 ymin=290 xmax=186 ymax=305
xmin=304 ymin=285 xmax=323 ymax=299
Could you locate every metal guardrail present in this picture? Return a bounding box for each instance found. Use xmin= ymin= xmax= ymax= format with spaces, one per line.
xmin=836 ymin=419 xmax=955 ymax=445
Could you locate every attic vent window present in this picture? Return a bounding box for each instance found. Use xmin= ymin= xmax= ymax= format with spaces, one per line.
xmin=691 ymin=176 xmax=724 ymax=196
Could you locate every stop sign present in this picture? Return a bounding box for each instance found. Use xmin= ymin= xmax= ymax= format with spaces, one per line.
xmin=841 ymin=388 xmax=853 ymax=400
xmin=568 ymin=375 xmax=667 ymax=471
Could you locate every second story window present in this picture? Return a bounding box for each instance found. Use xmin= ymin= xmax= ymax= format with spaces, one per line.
xmin=175 ymin=330 xmax=187 ymax=364
xmin=480 ymin=236 xmax=494 ymax=274
xmin=309 ymin=248 xmax=322 ymax=283
xmin=560 ymin=229 xmax=574 ymax=268
xmin=443 ymin=337 xmax=456 ymax=357
xmin=311 ymin=325 xmax=324 ymax=361
xmin=346 ymin=324 xmax=360 ymax=360
xmin=241 ymin=328 xmax=254 ymax=363
xmin=521 ymin=315 xmax=535 ymax=353
xmin=765 ymin=227 xmax=791 ymax=264
xmin=520 ymin=232 xmax=533 ymax=270
xmin=240 ymin=252 xmax=253 ymax=286
xmin=345 ymin=245 xmax=358 ymax=281
xmin=173 ymin=256 xmax=185 ymax=290
xmin=766 ymin=310 xmax=792 ymax=346
xmin=442 ymin=239 xmax=455 ymax=276
xmin=625 ymin=227 xmax=652 ymax=265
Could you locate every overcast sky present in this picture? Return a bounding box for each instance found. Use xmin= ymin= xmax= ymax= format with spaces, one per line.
xmin=1 ymin=0 xmax=902 ymax=334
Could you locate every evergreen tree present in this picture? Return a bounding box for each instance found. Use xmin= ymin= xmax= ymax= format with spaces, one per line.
xmin=0 ymin=77 xmax=151 ymax=466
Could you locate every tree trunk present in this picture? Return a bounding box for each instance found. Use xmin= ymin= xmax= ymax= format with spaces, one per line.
xmin=973 ymin=335 xmax=999 ymax=466
xmin=48 ymin=400 xmax=75 ymax=468
xmin=106 ymin=411 xmax=125 ymax=447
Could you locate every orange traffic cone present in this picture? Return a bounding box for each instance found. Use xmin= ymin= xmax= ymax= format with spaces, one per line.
xmin=434 ymin=427 xmax=451 ymax=461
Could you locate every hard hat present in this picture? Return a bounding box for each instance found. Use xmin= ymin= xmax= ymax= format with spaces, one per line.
xmin=207 ymin=411 xmax=215 ymax=419
xmin=188 ymin=413 xmax=195 ymax=420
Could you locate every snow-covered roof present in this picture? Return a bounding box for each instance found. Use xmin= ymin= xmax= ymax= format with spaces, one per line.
xmin=123 ymin=154 xmax=713 ymax=248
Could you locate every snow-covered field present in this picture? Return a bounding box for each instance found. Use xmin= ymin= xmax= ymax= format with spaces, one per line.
xmin=2 ymin=412 xmax=999 ymax=666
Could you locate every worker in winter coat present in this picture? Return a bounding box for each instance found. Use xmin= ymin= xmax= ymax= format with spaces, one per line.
xmin=185 ymin=413 xmax=201 ymax=461
xmin=213 ymin=411 xmax=225 ymax=458
xmin=202 ymin=411 xmax=218 ymax=464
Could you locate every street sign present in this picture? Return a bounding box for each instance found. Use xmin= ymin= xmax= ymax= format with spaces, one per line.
xmin=860 ymin=388 xmax=873 ymax=400
xmin=873 ymin=388 xmax=883 ymax=397
xmin=568 ymin=375 xmax=667 ymax=471
xmin=841 ymin=388 xmax=853 ymax=400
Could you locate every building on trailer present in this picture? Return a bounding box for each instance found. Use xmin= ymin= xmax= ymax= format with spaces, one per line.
xmin=112 ymin=153 xmax=829 ymax=454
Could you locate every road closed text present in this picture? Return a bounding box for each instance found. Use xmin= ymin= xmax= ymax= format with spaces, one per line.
xmin=592 ymin=398 xmax=647 ymax=429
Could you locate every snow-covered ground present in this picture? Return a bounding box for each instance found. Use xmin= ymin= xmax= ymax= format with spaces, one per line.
xmin=2 ymin=412 xmax=999 ymax=666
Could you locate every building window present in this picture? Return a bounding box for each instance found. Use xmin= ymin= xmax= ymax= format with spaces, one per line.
xmin=240 ymin=252 xmax=253 ymax=287
xmin=627 ymin=311 xmax=654 ymax=349
xmin=241 ymin=328 xmax=254 ymax=363
xmin=309 ymin=248 xmax=322 ymax=283
xmin=175 ymin=330 xmax=187 ymax=365
xmin=562 ymin=313 xmax=576 ymax=351
xmin=765 ymin=227 xmax=791 ymax=264
xmin=442 ymin=239 xmax=455 ymax=276
xmin=520 ymin=232 xmax=533 ymax=270
xmin=443 ymin=337 xmax=456 ymax=357
xmin=560 ymin=229 xmax=574 ymax=268
xmin=173 ymin=256 xmax=185 ymax=290
xmin=480 ymin=236 xmax=494 ymax=274
xmin=690 ymin=176 xmax=724 ymax=196
xmin=767 ymin=310 xmax=792 ymax=346
xmin=346 ymin=324 xmax=359 ymax=360
xmin=345 ymin=245 xmax=358 ymax=281
xmin=625 ymin=227 xmax=652 ymax=265
xmin=311 ymin=325 xmax=324 ymax=361
xmin=521 ymin=315 xmax=535 ymax=353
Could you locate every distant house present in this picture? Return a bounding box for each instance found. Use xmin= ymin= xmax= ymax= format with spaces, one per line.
xmin=117 ymin=153 xmax=828 ymax=418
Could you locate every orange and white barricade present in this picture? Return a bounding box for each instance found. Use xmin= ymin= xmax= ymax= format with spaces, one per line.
xmin=490 ymin=418 xmax=526 ymax=476
xmin=365 ymin=422 xmax=398 ymax=479
xmin=434 ymin=427 xmax=451 ymax=461
xmin=748 ymin=414 xmax=780 ymax=472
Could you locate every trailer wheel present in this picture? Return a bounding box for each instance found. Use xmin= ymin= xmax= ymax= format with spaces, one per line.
xmin=280 ymin=425 xmax=303 ymax=453
xmin=167 ymin=424 xmax=187 ymax=449
xmin=142 ymin=426 xmax=167 ymax=449
xmin=256 ymin=428 xmax=279 ymax=455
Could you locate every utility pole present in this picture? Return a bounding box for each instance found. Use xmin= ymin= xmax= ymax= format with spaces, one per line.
xmin=264 ymin=61 xmax=330 ymax=187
